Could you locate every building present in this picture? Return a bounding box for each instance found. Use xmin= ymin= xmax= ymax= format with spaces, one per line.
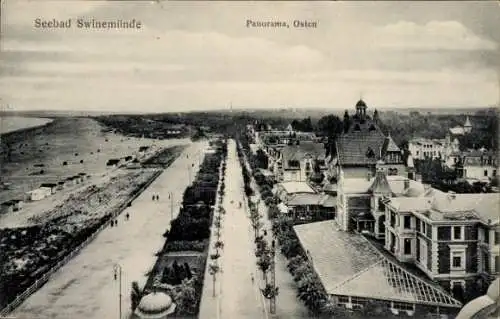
xmin=294 ymin=220 xmax=462 ymax=316
xmin=384 ymin=191 xmax=499 ymax=302
xmin=333 ymin=99 xmax=405 ymax=180
xmin=281 ymin=192 xmax=336 ymax=223
xmin=454 ymin=150 xmax=498 ymax=183
xmin=409 ymin=135 xmax=460 ymax=161
xmin=0 ymin=199 xmax=23 ymax=214
xmin=274 ymin=181 xmax=316 ymax=203
xmin=449 ymin=116 xmax=473 ymax=135
xmin=26 ymin=187 xmax=52 ymax=201
xmin=270 ymin=141 xmax=326 ymax=182
xmin=40 ymin=183 xmax=58 ymax=194
xmin=336 ymin=157 xmax=499 ymax=301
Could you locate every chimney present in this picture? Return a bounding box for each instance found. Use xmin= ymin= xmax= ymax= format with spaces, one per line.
xmin=404 ymin=178 xmax=410 ymax=190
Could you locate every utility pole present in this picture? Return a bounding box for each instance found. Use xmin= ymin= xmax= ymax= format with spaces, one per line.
xmin=168 ymin=192 xmax=173 ymax=220
xmin=113 ymin=264 xmax=122 ymax=319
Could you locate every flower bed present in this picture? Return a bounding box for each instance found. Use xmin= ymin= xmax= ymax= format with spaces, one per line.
xmin=139 ymin=139 xmax=227 ymax=318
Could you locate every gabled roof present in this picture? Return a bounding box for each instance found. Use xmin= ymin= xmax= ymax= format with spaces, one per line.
xmin=464 ymin=116 xmax=472 ymax=127
xmin=287 ymin=193 xmax=323 ymax=206
xmin=282 ymin=142 xmax=326 ymax=169
xmin=293 ymin=220 xmax=462 ymax=308
xmin=334 ymin=258 xmax=462 ymax=308
xmin=337 ymin=129 xmax=387 ymax=166
xmin=381 ymin=134 xmax=400 ymax=153
xmin=278 ymin=181 xmax=316 ymax=194
xmin=368 ymin=169 xmax=392 ymax=194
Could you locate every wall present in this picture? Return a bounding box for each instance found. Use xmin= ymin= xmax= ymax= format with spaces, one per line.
xmin=342 ymin=166 xmax=372 ymax=179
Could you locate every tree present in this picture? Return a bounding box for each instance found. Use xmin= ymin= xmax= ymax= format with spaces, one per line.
xmin=317 ymin=114 xmax=343 ymax=137
xmin=172 ymin=278 xmax=197 ymax=315
xmin=208 ymin=263 xmax=220 ymax=297
xmin=130 ymin=281 xmax=141 ymax=311
xmin=257 ymin=252 xmax=271 ymax=283
xmin=343 ymin=110 xmax=350 ymax=133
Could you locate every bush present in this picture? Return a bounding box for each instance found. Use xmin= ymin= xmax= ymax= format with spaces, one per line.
xmin=164 ymin=240 xmax=206 ymax=252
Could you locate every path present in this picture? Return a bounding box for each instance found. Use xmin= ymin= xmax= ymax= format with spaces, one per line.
xmin=199 ymin=139 xmax=267 ymax=319
xmin=11 ymin=141 xmax=206 ymax=319
xmin=241 ymin=141 xmax=310 ymax=318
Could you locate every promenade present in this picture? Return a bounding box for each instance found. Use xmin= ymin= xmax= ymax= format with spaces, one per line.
xmin=11 ymin=141 xmax=206 ymax=319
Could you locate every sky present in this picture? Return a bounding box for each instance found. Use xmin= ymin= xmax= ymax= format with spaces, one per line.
xmin=1 ymin=1 xmax=499 ymax=113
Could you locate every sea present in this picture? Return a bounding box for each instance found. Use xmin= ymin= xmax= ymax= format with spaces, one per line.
xmin=0 ymin=116 xmax=53 ymax=134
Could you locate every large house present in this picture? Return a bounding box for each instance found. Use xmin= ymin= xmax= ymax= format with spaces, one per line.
xmin=409 ymin=135 xmax=460 ymax=161
xmin=274 ymin=181 xmax=335 ymax=223
xmin=452 ymin=150 xmax=498 ymax=183
xmin=270 ymin=141 xmax=326 ymax=182
xmin=449 ymin=116 xmax=473 ymax=135
xmin=332 ymin=99 xmax=405 ymax=180
xmin=335 ymin=160 xmax=499 ymax=302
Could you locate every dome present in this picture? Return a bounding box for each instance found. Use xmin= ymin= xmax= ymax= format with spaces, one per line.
xmin=356 ymin=99 xmax=367 ymax=108
xmin=487 ymin=278 xmax=499 ymax=301
xmin=136 ymin=292 xmax=175 ymax=318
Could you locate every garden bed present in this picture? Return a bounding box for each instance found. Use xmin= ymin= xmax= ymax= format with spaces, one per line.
xmin=138 ymin=139 xmax=227 ymax=318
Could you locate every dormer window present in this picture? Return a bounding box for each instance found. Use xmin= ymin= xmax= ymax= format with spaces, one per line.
xmin=366 ymin=147 xmax=375 ymax=158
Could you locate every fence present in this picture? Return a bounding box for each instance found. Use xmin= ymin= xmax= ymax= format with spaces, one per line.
xmin=0 ymin=169 xmax=163 ymax=316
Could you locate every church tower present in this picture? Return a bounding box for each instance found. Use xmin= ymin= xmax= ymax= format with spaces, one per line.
xmin=464 ymin=116 xmax=472 ymax=134
xmin=355 ymin=99 xmax=368 ymax=121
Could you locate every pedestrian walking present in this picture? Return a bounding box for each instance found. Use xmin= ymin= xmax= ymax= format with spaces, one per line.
xmin=156 ymin=194 xmax=160 ymax=201
xmin=152 ymin=194 xmax=155 ymax=201
xmin=115 ymin=220 xmax=118 ymax=226
xmin=126 ymin=213 xmax=130 ymax=220
xmin=251 ymin=273 xmax=254 ymax=284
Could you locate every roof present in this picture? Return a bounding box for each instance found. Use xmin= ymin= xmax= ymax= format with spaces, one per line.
xmin=334 ymin=258 xmax=462 ymax=307
xmin=40 ymin=183 xmax=57 ymax=187
xmin=387 ymin=197 xmax=432 ymax=212
xmin=337 ymin=129 xmax=387 ymax=166
xmin=341 ymin=178 xmax=373 ymax=194
xmin=464 ymin=116 xmax=472 ymax=127
xmin=319 ymin=194 xmax=337 ymax=207
xmin=287 ymin=193 xmax=323 ymax=206
xmin=278 ymin=182 xmax=316 ymax=195
xmin=430 ymin=193 xmax=500 ymax=224
xmin=293 ymin=220 xmax=462 ymax=308
xmin=455 ymin=296 xmax=496 ymax=319
xmin=281 ymin=142 xmax=326 ymax=169
xmin=382 ymin=135 xmax=400 ymax=153
xmin=355 ymin=99 xmax=367 ymax=108
xmin=368 ymin=169 xmax=392 ymax=194
xmin=449 ymin=127 xmax=466 ymax=135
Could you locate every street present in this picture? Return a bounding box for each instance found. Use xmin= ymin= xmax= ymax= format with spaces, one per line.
xmin=11 ymin=141 xmax=206 ymax=319
xmin=199 ymin=140 xmax=267 ymax=319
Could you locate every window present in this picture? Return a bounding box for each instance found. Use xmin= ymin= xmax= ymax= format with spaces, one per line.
xmin=453 ymin=226 xmax=463 ymax=241
xmin=495 ymin=255 xmax=500 ymax=273
xmin=404 ymin=238 xmax=412 ymax=255
xmin=484 ymin=170 xmax=488 ymax=177
xmin=404 ymin=216 xmax=411 ymax=229
xmin=495 ymin=231 xmax=500 ymax=245
xmin=337 ymin=296 xmax=349 ymax=304
xmin=393 ymin=302 xmax=414 ymax=311
xmin=378 ymin=198 xmax=385 ymax=212
xmin=494 ymin=170 xmax=497 ymax=176
xmin=421 ymin=221 xmax=426 ymax=234
xmin=416 ymin=219 xmax=421 ymax=232
xmin=450 ymin=250 xmax=466 ymax=271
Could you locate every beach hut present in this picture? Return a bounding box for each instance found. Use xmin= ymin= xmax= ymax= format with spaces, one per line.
xmin=1 ymin=201 xmax=15 ymax=214
xmin=106 ymin=159 xmax=121 ymax=167
xmin=40 ymin=183 xmax=58 ymax=194
xmin=26 ymin=188 xmax=51 ymax=201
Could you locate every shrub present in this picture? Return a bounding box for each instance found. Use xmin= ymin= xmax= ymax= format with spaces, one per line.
xmin=164 ymin=240 xmax=206 ymax=252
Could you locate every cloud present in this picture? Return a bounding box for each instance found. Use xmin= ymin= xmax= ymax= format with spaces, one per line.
xmin=373 ymin=20 xmax=498 ymax=51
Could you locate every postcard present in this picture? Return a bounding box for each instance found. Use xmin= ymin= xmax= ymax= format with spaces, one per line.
xmin=0 ymin=1 xmax=499 ymax=319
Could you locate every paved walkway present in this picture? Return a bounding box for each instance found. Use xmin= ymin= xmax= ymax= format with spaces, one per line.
xmin=11 ymin=141 xmax=206 ymax=319
xmin=241 ymin=142 xmax=310 ymax=318
xmin=199 ymin=139 xmax=267 ymax=319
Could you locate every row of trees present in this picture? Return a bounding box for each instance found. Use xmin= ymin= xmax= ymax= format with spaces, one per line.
xmin=130 ymin=139 xmax=228 ymax=317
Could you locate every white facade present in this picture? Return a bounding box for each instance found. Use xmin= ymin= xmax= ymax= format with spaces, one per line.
xmin=26 ymin=187 xmax=52 ymax=201
xmin=409 ymin=137 xmax=459 ymax=161
xmin=461 ymin=165 xmax=498 ymax=182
